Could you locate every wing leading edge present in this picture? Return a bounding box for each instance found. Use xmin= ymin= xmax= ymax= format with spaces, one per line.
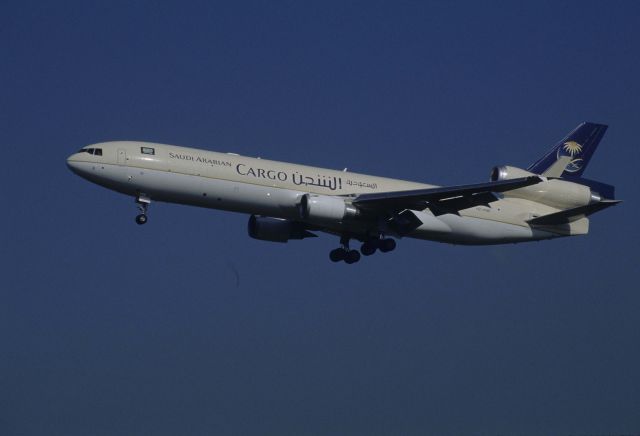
xmin=352 ymin=176 xmax=543 ymax=215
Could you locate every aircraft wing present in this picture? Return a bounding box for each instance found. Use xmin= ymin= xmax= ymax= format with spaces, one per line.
xmin=352 ymin=176 xmax=543 ymax=215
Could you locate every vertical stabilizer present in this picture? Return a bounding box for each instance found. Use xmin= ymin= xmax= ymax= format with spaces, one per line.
xmin=527 ymin=122 xmax=607 ymax=178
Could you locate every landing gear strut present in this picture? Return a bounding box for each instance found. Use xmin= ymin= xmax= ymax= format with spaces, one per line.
xmin=329 ymin=235 xmax=361 ymax=264
xmin=135 ymin=195 xmax=151 ymax=225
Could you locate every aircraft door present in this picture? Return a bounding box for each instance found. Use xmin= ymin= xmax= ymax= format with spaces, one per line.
xmin=117 ymin=148 xmax=127 ymax=165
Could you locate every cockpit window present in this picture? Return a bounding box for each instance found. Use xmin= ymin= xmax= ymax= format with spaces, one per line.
xmin=75 ymin=147 xmax=102 ymax=156
xmin=141 ymin=147 xmax=155 ymax=155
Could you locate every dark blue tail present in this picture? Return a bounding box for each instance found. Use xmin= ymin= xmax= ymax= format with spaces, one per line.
xmin=527 ymin=122 xmax=614 ymax=198
xmin=527 ymin=122 xmax=608 ymax=178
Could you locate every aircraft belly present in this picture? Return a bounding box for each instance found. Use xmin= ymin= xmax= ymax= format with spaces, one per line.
xmin=411 ymin=214 xmax=558 ymax=245
xmin=118 ymin=167 xmax=303 ymax=218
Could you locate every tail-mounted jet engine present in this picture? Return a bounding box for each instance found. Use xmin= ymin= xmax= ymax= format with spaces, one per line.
xmin=298 ymin=194 xmax=359 ymax=224
xmin=248 ymin=215 xmax=316 ymax=243
xmin=490 ymin=165 xmax=601 ymax=209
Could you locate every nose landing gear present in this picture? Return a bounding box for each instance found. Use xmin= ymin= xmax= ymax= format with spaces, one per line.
xmin=135 ymin=195 xmax=151 ymax=225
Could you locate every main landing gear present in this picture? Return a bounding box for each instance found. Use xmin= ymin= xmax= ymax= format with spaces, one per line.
xmin=330 ymin=236 xmax=361 ymax=264
xmin=329 ymin=235 xmax=397 ymax=264
xmin=135 ymin=195 xmax=151 ymax=225
xmin=360 ymin=237 xmax=396 ymax=256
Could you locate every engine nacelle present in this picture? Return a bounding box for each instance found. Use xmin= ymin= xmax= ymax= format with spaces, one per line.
xmin=299 ymin=194 xmax=358 ymax=224
xmin=248 ymin=215 xmax=315 ymax=243
xmin=490 ymin=165 xmax=598 ymax=209
xmin=490 ymin=165 xmax=536 ymax=181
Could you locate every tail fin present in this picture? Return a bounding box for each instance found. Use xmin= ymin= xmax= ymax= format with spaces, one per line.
xmin=527 ymin=122 xmax=608 ymax=178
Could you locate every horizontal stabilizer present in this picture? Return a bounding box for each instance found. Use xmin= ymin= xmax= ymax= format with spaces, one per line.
xmin=527 ymin=200 xmax=620 ymax=226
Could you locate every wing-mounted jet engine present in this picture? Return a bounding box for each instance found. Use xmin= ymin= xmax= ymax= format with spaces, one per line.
xmin=248 ymin=215 xmax=316 ymax=243
xmin=298 ymin=194 xmax=359 ymax=225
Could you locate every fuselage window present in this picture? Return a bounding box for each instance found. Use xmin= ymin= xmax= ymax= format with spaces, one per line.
xmin=141 ymin=147 xmax=155 ymax=155
xmin=94 ymin=148 xmax=103 ymax=156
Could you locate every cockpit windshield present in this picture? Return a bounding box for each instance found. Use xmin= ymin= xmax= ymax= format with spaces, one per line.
xmin=77 ymin=148 xmax=103 ymax=156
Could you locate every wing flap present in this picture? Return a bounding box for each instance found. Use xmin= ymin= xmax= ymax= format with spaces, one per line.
xmin=387 ymin=209 xmax=424 ymax=235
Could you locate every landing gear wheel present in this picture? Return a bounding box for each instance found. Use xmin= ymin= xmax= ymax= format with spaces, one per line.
xmin=360 ymin=241 xmax=377 ymax=256
xmin=344 ymin=250 xmax=361 ymax=264
xmin=329 ymin=248 xmax=347 ymax=262
xmin=331 ymin=235 xmax=360 ymax=264
xmin=135 ymin=214 xmax=148 ymax=225
xmin=379 ymin=238 xmax=396 ymax=253
xmin=344 ymin=250 xmax=360 ymax=265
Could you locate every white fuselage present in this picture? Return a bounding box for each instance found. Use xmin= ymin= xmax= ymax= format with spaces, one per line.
xmin=67 ymin=141 xmax=575 ymax=244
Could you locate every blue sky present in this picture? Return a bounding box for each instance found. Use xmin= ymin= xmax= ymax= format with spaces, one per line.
xmin=1 ymin=1 xmax=639 ymax=434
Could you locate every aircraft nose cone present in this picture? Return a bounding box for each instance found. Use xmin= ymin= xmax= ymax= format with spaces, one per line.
xmin=66 ymin=153 xmax=81 ymax=174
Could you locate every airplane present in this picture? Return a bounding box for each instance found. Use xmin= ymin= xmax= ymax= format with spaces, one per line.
xmin=67 ymin=122 xmax=619 ymax=264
